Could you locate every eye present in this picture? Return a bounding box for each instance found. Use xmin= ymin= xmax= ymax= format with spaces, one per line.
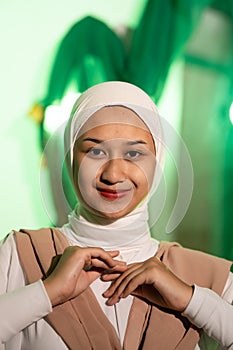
xmin=125 ymin=150 xmax=142 ymax=160
xmin=87 ymin=147 xmax=106 ymax=158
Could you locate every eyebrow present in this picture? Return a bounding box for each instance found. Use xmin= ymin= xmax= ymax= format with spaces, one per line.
xmin=82 ymin=138 xmax=147 ymax=145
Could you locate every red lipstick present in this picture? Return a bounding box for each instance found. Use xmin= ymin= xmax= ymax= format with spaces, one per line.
xmin=97 ymin=189 xmax=129 ymax=200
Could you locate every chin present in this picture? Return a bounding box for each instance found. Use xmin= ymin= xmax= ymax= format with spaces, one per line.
xmin=95 ymin=206 xmax=135 ymax=221
xmin=86 ymin=207 xmax=133 ymax=224
xmin=80 ymin=198 xmax=138 ymax=223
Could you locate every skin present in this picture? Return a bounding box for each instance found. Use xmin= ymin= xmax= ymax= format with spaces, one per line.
xmin=102 ymin=256 xmax=193 ymax=312
xmin=72 ymin=106 xmax=156 ymax=222
xmin=44 ymin=106 xmax=193 ymax=311
xmin=43 ymin=247 xmax=127 ymax=306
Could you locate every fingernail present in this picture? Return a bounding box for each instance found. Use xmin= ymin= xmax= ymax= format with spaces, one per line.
xmin=106 ymin=298 xmax=113 ymax=306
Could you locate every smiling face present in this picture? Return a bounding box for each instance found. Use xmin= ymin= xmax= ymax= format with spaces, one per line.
xmin=72 ymin=106 xmax=156 ymax=222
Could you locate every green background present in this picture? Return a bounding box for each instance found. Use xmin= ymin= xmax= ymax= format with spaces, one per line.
xmin=0 ymin=0 xmax=232 ymax=260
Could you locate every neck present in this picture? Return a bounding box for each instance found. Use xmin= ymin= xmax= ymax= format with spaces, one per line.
xmin=64 ymin=202 xmax=152 ymax=249
xmin=78 ymin=206 xmax=119 ymax=226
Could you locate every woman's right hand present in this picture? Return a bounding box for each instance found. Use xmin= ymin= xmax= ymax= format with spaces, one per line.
xmin=43 ymin=246 xmax=127 ymax=307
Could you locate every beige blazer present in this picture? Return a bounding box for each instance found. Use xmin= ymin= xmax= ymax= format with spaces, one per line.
xmin=14 ymin=228 xmax=232 ymax=350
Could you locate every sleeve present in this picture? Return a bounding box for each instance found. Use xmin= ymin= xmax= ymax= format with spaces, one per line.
xmin=182 ymin=274 xmax=233 ymax=350
xmin=0 ymin=233 xmax=52 ymax=343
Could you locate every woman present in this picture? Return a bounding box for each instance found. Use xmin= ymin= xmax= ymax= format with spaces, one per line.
xmin=0 ymin=81 xmax=233 ymax=350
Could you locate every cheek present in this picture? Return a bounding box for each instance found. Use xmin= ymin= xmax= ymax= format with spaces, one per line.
xmin=133 ymin=160 xmax=156 ymax=190
xmin=73 ymin=157 xmax=102 ymax=192
xmin=147 ymin=162 xmax=156 ymax=187
xmin=72 ymin=166 xmax=81 ymax=197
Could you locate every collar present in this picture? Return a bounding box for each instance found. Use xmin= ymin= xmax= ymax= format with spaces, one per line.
xmin=61 ymin=204 xmax=159 ymax=262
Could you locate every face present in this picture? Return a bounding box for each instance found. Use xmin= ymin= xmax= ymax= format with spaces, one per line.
xmin=72 ymin=106 xmax=156 ymax=222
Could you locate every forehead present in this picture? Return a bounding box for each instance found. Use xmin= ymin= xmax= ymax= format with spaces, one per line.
xmin=77 ymin=106 xmax=151 ymax=137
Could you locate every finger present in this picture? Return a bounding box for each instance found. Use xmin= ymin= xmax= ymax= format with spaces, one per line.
xmin=84 ymin=259 xmax=126 ymax=272
xmin=86 ymin=249 xmax=125 ymax=268
xmin=111 ymin=259 xmax=127 ymax=266
xmin=101 ymin=272 xmax=122 ymax=281
xmin=76 ymin=248 xmax=117 ymax=270
xmin=104 ymin=263 xmax=128 ymax=273
xmin=105 ymin=269 xmax=146 ymax=306
xmin=103 ymin=265 xmax=145 ymax=304
xmin=103 ymin=263 xmax=141 ymax=297
xmin=101 ymin=264 xmax=128 ymax=281
xmin=120 ymin=272 xmax=146 ymax=298
xmin=107 ymin=250 xmax=120 ymax=258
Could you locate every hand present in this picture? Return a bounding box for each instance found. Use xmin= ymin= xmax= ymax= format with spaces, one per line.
xmin=102 ymin=256 xmax=193 ymax=312
xmin=43 ymin=246 xmax=127 ymax=306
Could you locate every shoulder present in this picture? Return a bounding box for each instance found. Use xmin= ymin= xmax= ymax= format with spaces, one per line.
xmin=158 ymin=240 xmax=232 ymax=268
xmin=14 ymin=227 xmax=67 ymax=244
xmin=14 ymin=227 xmax=69 ymax=263
xmin=158 ymin=241 xmax=232 ymax=295
xmin=0 ymin=231 xmax=26 ymax=292
xmin=14 ymin=227 xmax=54 ymax=238
xmin=168 ymin=244 xmax=231 ymax=271
xmin=0 ymin=231 xmax=18 ymax=262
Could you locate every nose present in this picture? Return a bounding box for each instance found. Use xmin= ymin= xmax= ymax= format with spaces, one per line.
xmin=100 ymin=158 xmax=127 ymax=184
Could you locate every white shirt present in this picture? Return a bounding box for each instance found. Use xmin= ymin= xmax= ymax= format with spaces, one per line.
xmin=0 ymin=232 xmax=233 ymax=350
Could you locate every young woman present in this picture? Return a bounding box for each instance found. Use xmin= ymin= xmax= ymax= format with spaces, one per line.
xmin=0 ymin=81 xmax=232 ymax=350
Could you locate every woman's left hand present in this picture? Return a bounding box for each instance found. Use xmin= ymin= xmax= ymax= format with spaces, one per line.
xmin=102 ymin=256 xmax=193 ymax=312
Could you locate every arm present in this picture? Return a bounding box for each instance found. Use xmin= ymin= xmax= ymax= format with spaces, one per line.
xmin=0 ymin=234 xmax=51 ymax=343
xmin=0 ymin=234 xmax=127 ymax=343
xmin=102 ymin=257 xmax=233 ymax=349
xmin=183 ymin=278 xmax=233 ymax=350
xmin=0 ymin=281 xmax=51 ymax=343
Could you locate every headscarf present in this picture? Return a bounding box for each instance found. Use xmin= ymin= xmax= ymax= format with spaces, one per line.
xmin=41 ymin=81 xmax=192 ymax=235
xmin=62 ymin=80 xmax=164 ymax=251
xmin=64 ymin=81 xmax=165 ymax=196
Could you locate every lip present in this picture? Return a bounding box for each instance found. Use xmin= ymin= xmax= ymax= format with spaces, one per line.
xmin=97 ymin=188 xmax=131 ymax=200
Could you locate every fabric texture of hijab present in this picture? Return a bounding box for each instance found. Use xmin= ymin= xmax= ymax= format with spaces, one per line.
xmin=64 ymin=80 xmax=165 ymax=195
xmin=62 ymin=80 xmax=163 ymax=263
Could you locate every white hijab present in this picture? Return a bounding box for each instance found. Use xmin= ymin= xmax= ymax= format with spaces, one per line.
xmin=62 ymin=81 xmax=164 ymax=255
xmin=64 ymin=81 xmax=164 ymax=192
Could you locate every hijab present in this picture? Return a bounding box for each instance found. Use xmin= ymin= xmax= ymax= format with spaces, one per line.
xmin=64 ymin=81 xmax=164 ymax=195
xmin=62 ymin=81 xmax=164 ymax=255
